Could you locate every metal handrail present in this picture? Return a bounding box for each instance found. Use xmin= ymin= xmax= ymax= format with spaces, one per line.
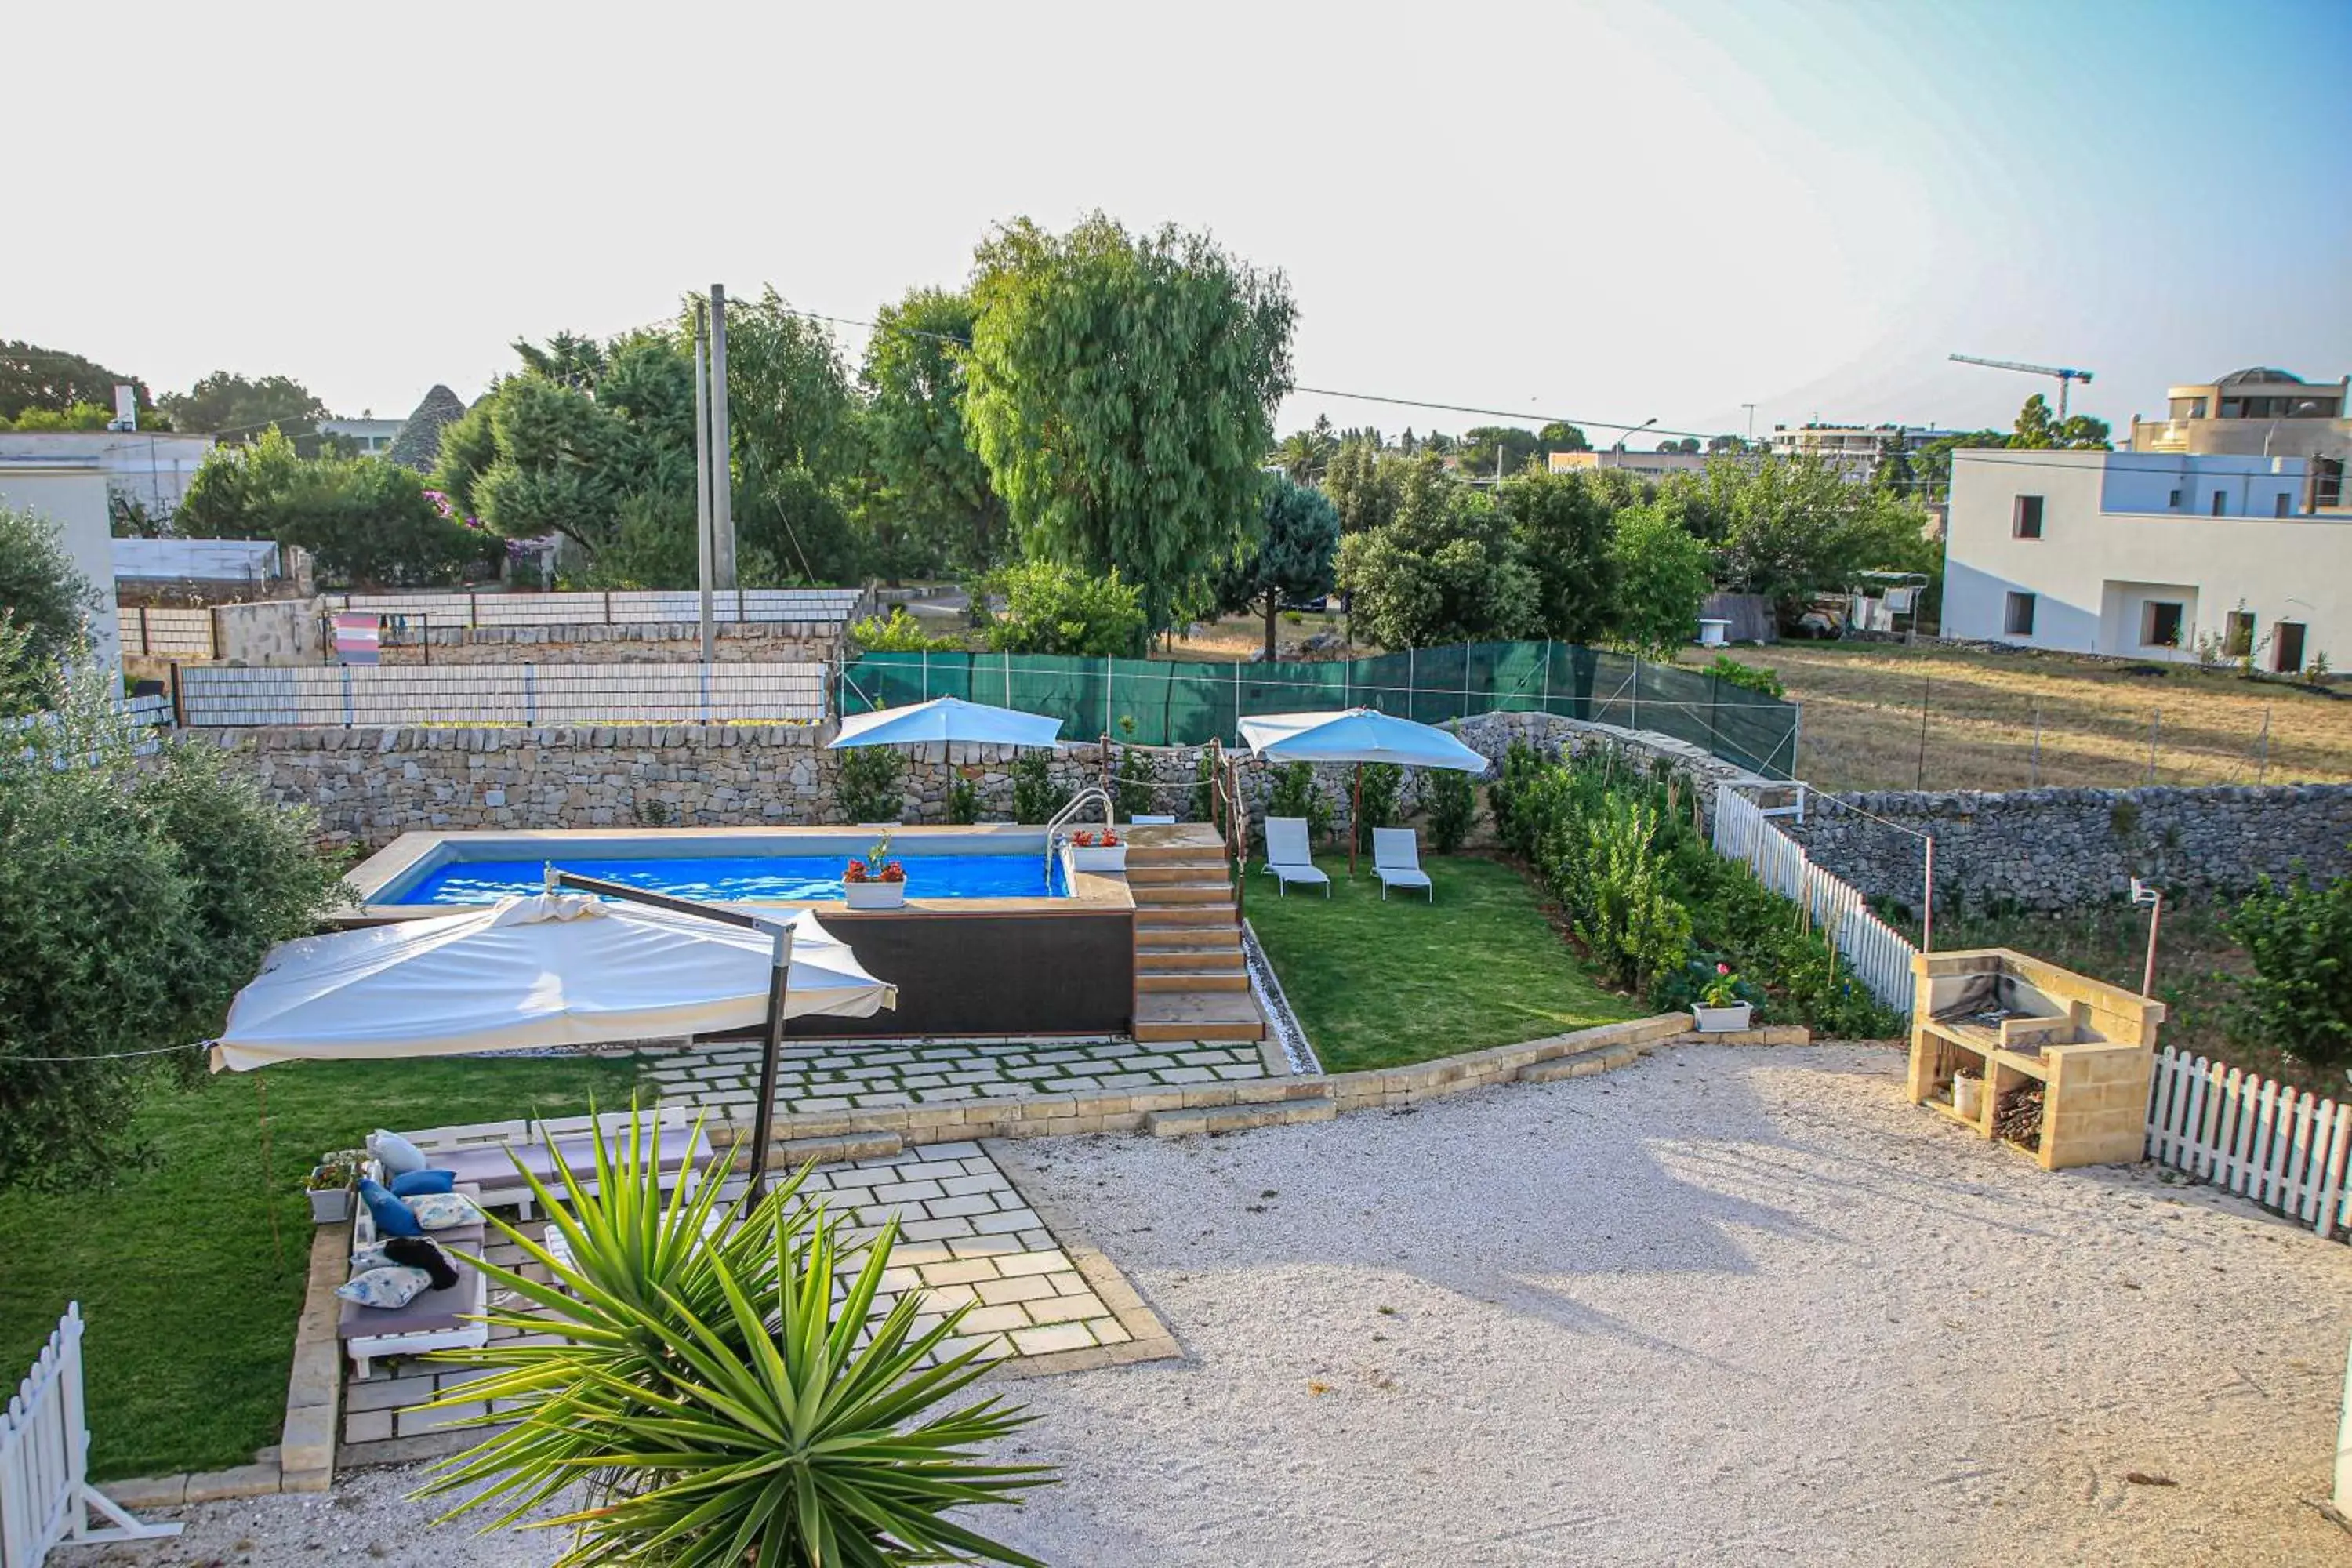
xmin=1042 ymin=786 xmax=1116 ymax=872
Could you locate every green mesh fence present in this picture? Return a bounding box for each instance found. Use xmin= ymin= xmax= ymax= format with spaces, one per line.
xmin=838 ymin=641 xmax=1798 ymax=778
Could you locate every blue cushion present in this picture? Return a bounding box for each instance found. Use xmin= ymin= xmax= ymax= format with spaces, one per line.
xmin=368 ymin=1130 xmax=428 ymax=1177
xmin=388 ymin=1169 xmax=455 ymax=1198
xmin=358 ymin=1177 xmax=423 ymax=1237
xmin=335 ymin=1265 xmax=431 ymax=1310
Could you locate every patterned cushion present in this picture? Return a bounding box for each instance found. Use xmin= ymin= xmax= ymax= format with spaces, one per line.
xmin=350 ymin=1240 xmax=396 ymax=1272
xmin=334 ymin=1265 xmax=432 ymax=1310
xmin=405 ymin=1192 xmax=484 ymax=1232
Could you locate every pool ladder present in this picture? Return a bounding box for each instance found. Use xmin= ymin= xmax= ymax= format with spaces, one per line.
xmin=1043 ymin=787 xmax=1116 ymax=874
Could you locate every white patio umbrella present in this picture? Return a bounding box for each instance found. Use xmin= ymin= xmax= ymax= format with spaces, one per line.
xmin=1237 ymin=708 xmax=1490 ymax=873
xmin=829 ymin=695 xmax=1062 ymax=751
xmin=212 ymin=895 xmax=895 ymax=1070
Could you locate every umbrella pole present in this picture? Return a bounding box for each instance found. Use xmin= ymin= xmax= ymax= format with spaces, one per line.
xmin=744 ymin=922 xmax=795 ymax=1200
xmin=1350 ymin=762 xmax=1361 ymax=877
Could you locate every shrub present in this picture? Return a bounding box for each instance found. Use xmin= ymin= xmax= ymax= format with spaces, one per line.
xmin=1114 ymin=746 xmax=1156 ymax=820
xmin=1010 ymin=752 xmax=1069 ymax=824
xmin=1263 ymin=760 xmax=1330 ymax=846
xmin=834 ymin=746 xmax=905 ymax=823
xmin=1424 ymin=767 xmax=1477 ymax=855
xmin=984 ymin=559 xmax=1146 ymax=657
xmin=1351 ymin=762 xmax=1403 ymax=855
xmin=1557 ymin=794 xmax=1690 ymax=992
xmin=419 ymin=1112 xmax=1051 ymax=1563
xmin=851 ymin=606 xmax=959 ymax=653
xmin=947 ymin=773 xmax=982 ymax=825
xmin=0 ymin=505 xmax=98 ymax=713
xmin=2225 ymin=865 xmax=2352 ymax=1071
xmin=1705 ymin=655 xmax=1784 ymax=699
xmin=0 ymin=673 xmax=342 ymax=1192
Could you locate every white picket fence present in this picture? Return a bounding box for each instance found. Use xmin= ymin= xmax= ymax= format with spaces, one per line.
xmin=1 ymin=1306 xmax=179 ymax=1566
xmin=1711 ymin=784 xmax=1918 ymax=1021
xmin=2144 ymin=1047 xmax=2352 ymax=1237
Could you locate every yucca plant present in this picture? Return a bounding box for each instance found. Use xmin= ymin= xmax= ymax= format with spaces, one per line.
xmin=417 ymin=1109 xmax=1054 ymax=1566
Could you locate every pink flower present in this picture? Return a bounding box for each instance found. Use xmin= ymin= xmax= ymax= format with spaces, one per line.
xmin=1716 ymin=963 xmax=1730 ymax=975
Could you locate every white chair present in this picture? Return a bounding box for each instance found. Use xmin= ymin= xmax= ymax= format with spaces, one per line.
xmin=1261 ymin=816 xmax=1330 ymax=898
xmin=1371 ymin=827 xmax=1434 ymax=902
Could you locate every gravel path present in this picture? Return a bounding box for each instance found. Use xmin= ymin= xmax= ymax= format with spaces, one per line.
xmin=91 ymin=1045 xmax=2352 ymax=1566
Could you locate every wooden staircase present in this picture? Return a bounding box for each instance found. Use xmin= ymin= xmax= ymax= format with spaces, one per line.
xmin=1124 ymin=829 xmax=1265 ymax=1044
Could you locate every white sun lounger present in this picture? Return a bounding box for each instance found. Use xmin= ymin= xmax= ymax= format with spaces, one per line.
xmin=1261 ymin=816 xmax=1330 ymax=898
xmin=1372 ymin=827 xmax=1434 ymax=902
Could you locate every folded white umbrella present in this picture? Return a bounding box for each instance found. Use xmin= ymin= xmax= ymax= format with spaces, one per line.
xmin=829 ymin=695 xmax=1062 ymax=750
xmin=212 ymin=895 xmax=895 ymax=1072
xmin=1237 ymin=709 xmax=1490 ymax=873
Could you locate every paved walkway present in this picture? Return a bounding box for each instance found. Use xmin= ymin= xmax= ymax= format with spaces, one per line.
xmin=636 ymin=1036 xmax=1269 ymax=1115
xmin=339 ymin=1143 xmax=1158 ymax=1466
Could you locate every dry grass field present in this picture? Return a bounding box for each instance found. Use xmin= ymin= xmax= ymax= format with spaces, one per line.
xmin=1696 ymin=641 xmax=2352 ymax=793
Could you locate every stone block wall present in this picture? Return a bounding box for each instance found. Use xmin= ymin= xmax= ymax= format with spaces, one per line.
xmin=1787 ymin=783 xmax=2352 ymax=911
xmin=205 ymin=710 xmax=1742 ymax=854
xmin=377 ymin=620 xmax=843 ymax=666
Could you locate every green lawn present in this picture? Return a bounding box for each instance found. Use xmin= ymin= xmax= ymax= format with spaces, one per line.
xmin=0 ymin=1052 xmax=638 ymax=1481
xmin=1247 ymin=854 xmax=1644 ymax=1073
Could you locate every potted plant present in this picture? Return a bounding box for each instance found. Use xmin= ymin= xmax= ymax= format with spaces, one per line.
xmin=1063 ymin=827 xmax=1128 ymax=874
xmin=306 ymin=1149 xmax=363 ymax=1224
xmin=842 ymin=831 xmax=908 ymax=909
xmin=1690 ymin=964 xmax=1757 ymax=1033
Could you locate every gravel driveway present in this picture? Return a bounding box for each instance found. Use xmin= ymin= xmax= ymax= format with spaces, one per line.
xmin=91 ymin=1045 xmax=2352 ymax=1566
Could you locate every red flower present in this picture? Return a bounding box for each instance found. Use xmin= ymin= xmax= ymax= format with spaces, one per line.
xmin=1716 ymin=963 xmax=1731 ymax=975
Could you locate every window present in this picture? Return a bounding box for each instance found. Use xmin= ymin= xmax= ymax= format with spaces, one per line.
xmin=2169 ymin=488 xmax=2182 ymax=509
xmin=2318 ymin=458 xmax=2345 ymax=510
xmin=2225 ymin=611 xmax=2256 ymax=658
xmin=2276 ymin=493 xmax=2292 ymax=517
xmin=2005 ymin=592 xmax=2037 ymax=637
xmin=2275 ymin=621 xmax=2307 ymax=675
xmin=2169 ymin=397 xmax=2209 ymax=420
xmin=2211 ymin=491 xmax=2227 ymax=517
xmin=2013 ymin=495 xmax=2045 ymax=539
xmin=2143 ymin=601 xmax=2185 ymax=648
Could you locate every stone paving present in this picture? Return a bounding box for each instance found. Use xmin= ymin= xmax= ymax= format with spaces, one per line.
xmin=635 ymin=1036 xmax=1269 ymax=1116
xmin=339 ymin=1143 xmax=1147 ymax=1464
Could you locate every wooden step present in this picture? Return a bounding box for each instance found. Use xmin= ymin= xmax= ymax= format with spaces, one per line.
xmin=1134 ymin=990 xmax=1265 ymax=1042
xmin=1138 ymin=942 xmax=1241 ymax=968
xmin=1134 ymin=920 xmax=1240 ymax=945
xmin=1130 ymin=880 xmax=1234 ymax=905
xmin=1134 ymin=906 xmax=1236 ymax=928
xmin=1136 ymin=971 xmax=1249 ymax=993
xmin=1126 ymin=859 xmax=1232 ymax=884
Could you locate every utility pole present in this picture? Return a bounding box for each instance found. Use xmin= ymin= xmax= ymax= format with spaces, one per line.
xmin=693 ymin=301 xmax=716 ymax=663
xmin=709 ymin=284 xmax=736 ymax=590
xmin=1742 ymin=403 xmax=1756 ymax=445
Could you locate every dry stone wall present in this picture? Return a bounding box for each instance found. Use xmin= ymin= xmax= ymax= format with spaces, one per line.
xmin=1785 ymin=783 xmax=2352 ymax=912
xmin=378 ymin=620 xmax=842 ymax=666
xmin=207 ymin=710 xmax=1732 ymax=853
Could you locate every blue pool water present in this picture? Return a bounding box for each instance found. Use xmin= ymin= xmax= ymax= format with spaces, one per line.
xmin=397 ymin=852 xmax=1062 ymax=906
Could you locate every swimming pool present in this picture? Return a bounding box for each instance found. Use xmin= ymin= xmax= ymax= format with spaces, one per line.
xmin=397 ymin=850 xmax=1062 ymax=905
xmin=339 ymin=824 xmax=1144 ymax=1038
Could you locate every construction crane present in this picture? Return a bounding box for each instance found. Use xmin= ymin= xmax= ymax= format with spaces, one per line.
xmin=1950 ymin=354 xmax=2095 ymax=419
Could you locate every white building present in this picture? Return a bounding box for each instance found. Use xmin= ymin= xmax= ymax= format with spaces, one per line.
xmin=0 ymin=429 xmax=216 ymax=525
xmin=321 ymin=416 xmax=403 ymax=456
xmin=0 ymin=456 xmax=122 ymax=677
xmin=1766 ymin=423 xmax=1955 ymax=484
xmin=1547 ymin=448 xmax=1710 ymax=481
xmin=1942 ymin=448 xmax=2347 ymax=673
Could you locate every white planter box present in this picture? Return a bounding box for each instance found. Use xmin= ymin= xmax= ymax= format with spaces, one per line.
xmin=1691 ymin=1001 xmax=1755 ymax=1033
xmin=307 ymin=1183 xmax=354 ymax=1225
xmin=843 ymin=880 xmax=907 ymax=909
xmin=1065 ymin=844 xmax=1128 ymax=874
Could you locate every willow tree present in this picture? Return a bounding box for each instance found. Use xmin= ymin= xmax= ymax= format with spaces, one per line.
xmin=964 ymin=214 xmax=1296 ymax=636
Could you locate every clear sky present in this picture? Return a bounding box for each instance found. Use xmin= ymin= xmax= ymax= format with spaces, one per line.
xmin=12 ymin=0 xmax=2350 ymax=444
